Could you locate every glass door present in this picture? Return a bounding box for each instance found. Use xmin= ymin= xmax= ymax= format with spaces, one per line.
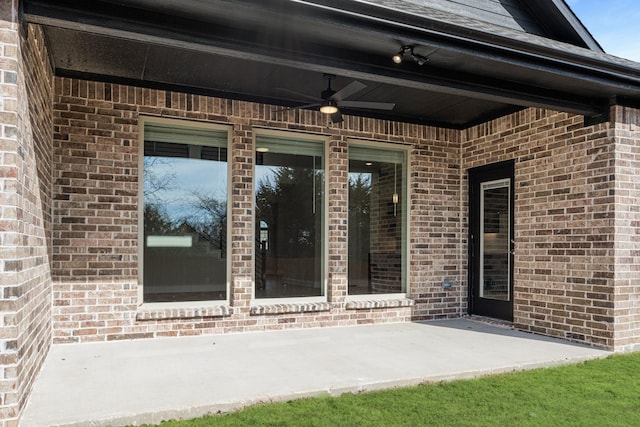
xmin=469 ymin=161 xmax=514 ymax=320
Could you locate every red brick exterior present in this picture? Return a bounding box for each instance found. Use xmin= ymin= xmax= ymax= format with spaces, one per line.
xmin=611 ymin=105 xmax=640 ymax=351
xmin=462 ymin=108 xmax=636 ymax=349
xmin=52 ymin=78 xmax=465 ymax=342
xmin=3 ymin=15 xmax=640 ymax=426
xmin=0 ymin=13 xmax=53 ymax=426
xmin=47 ymin=77 xmax=640 ymax=351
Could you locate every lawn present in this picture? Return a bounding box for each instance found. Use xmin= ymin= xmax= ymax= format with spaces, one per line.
xmin=143 ymin=353 xmax=640 ymax=427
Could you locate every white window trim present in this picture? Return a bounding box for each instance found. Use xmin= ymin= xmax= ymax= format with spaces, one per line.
xmin=251 ymin=128 xmax=330 ymax=302
xmin=345 ymin=293 xmax=408 ymax=302
xmin=345 ymin=138 xmax=411 ymax=299
xmin=137 ymin=115 xmax=233 ymax=307
xmin=251 ymin=296 xmax=329 ymax=305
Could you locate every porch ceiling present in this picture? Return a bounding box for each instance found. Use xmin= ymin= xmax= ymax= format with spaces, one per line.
xmin=23 ymin=0 xmax=640 ymax=128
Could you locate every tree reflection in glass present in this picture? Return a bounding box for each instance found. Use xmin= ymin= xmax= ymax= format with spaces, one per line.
xmin=348 ymin=145 xmax=406 ymax=295
xmin=143 ymin=138 xmax=228 ymax=302
xmin=254 ymin=139 xmax=324 ymax=299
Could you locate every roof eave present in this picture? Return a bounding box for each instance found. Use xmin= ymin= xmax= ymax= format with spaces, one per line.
xmin=21 ymin=0 xmax=640 ymax=125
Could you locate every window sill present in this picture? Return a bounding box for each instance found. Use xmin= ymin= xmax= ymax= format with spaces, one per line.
xmin=137 ymin=303 xmax=232 ymax=321
xmin=344 ymin=298 xmax=415 ymax=310
xmin=250 ymin=302 xmax=333 ymax=315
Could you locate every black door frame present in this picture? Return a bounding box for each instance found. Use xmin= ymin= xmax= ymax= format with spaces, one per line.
xmin=468 ymin=160 xmax=515 ymax=321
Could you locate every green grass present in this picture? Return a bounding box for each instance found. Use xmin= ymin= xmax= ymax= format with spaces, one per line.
xmin=144 ymin=353 xmax=640 ymax=427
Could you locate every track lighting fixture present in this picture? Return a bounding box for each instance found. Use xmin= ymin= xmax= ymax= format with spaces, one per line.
xmin=392 ymin=45 xmax=429 ymax=66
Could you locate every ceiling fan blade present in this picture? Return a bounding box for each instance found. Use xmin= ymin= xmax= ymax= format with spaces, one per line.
xmin=331 ymin=111 xmax=343 ymax=124
xmin=275 ymin=87 xmax=321 ymax=102
xmin=338 ymin=101 xmax=396 ymax=110
xmin=331 ymin=80 xmax=366 ymax=101
xmin=275 ymin=103 xmax=320 ymax=112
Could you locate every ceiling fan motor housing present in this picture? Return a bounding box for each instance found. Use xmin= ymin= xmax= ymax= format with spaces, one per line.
xmin=321 ymin=88 xmax=336 ymax=100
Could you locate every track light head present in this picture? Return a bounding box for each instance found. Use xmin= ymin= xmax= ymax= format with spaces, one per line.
xmin=392 ymin=46 xmax=411 ymax=64
xmin=412 ymin=53 xmax=429 ymax=66
xmin=392 ymin=45 xmax=429 ymax=66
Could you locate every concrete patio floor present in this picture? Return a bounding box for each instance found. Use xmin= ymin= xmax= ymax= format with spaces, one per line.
xmin=20 ymin=319 xmax=611 ymax=427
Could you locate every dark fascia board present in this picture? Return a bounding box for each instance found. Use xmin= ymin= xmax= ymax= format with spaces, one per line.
xmin=284 ymin=0 xmax=640 ymax=83
xmin=611 ymin=96 xmax=640 ymax=110
xmin=519 ymin=0 xmax=604 ymax=52
xmin=553 ymin=0 xmax=604 ymax=51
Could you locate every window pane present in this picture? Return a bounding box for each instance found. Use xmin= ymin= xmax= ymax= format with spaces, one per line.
xmin=480 ymin=179 xmax=510 ymax=301
xmin=255 ymin=135 xmax=324 ymax=298
xmin=143 ymin=123 xmax=228 ymax=302
xmin=349 ymin=145 xmax=406 ymax=295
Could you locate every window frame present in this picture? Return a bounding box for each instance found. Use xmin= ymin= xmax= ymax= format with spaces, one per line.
xmin=345 ymin=138 xmax=411 ymax=301
xmin=137 ymin=116 xmax=233 ymax=308
xmin=251 ymin=128 xmax=329 ymax=304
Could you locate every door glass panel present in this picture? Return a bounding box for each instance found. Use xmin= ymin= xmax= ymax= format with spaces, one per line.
xmin=480 ymin=179 xmax=510 ymax=301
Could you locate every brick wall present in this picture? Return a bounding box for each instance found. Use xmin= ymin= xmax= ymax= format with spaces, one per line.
xmin=0 ymin=8 xmax=53 ymax=426
xmin=410 ymin=130 xmax=463 ymax=319
xmin=611 ymin=105 xmax=640 ymax=351
xmin=462 ymin=109 xmax=616 ymax=348
xmin=0 ymin=17 xmax=636 ymax=426
xmin=49 ymin=83 xmax=638 ymax=350
xmin=51 ymin=78 xmax=464 ymax=343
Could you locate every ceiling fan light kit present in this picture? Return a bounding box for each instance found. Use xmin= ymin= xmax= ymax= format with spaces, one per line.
xmin=330 ymin=111 xmax=343 ymax=124
xmin=279 ymin=73 xmax=395 ymax=124
xmin=320 ymin=99 xmax=338 ymax=115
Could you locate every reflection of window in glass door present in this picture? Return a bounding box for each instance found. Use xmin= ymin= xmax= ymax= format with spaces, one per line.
xmin=480 ymin=179 xmax=510 ymax=302
xmin=254 ymin=133 xmax=325 ymax=299
xmin=348 ymin=143 xmax=407 ymax=295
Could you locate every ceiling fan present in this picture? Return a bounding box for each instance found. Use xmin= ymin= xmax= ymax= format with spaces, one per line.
xmin=279 ymin=74 xmax=395 ymax=123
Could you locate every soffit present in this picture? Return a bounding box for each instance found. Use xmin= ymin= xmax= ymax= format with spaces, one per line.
xmin=23 ymin=0 xmax=640 ymax=128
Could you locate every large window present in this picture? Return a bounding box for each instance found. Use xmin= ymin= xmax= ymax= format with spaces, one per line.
xmin=141 ymin=119 xmax=229 ymax=302
xmin=254 ymin=133 xmax=325 ymax=299
xmin=348 ymin=143 xmax=407 ymax=295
